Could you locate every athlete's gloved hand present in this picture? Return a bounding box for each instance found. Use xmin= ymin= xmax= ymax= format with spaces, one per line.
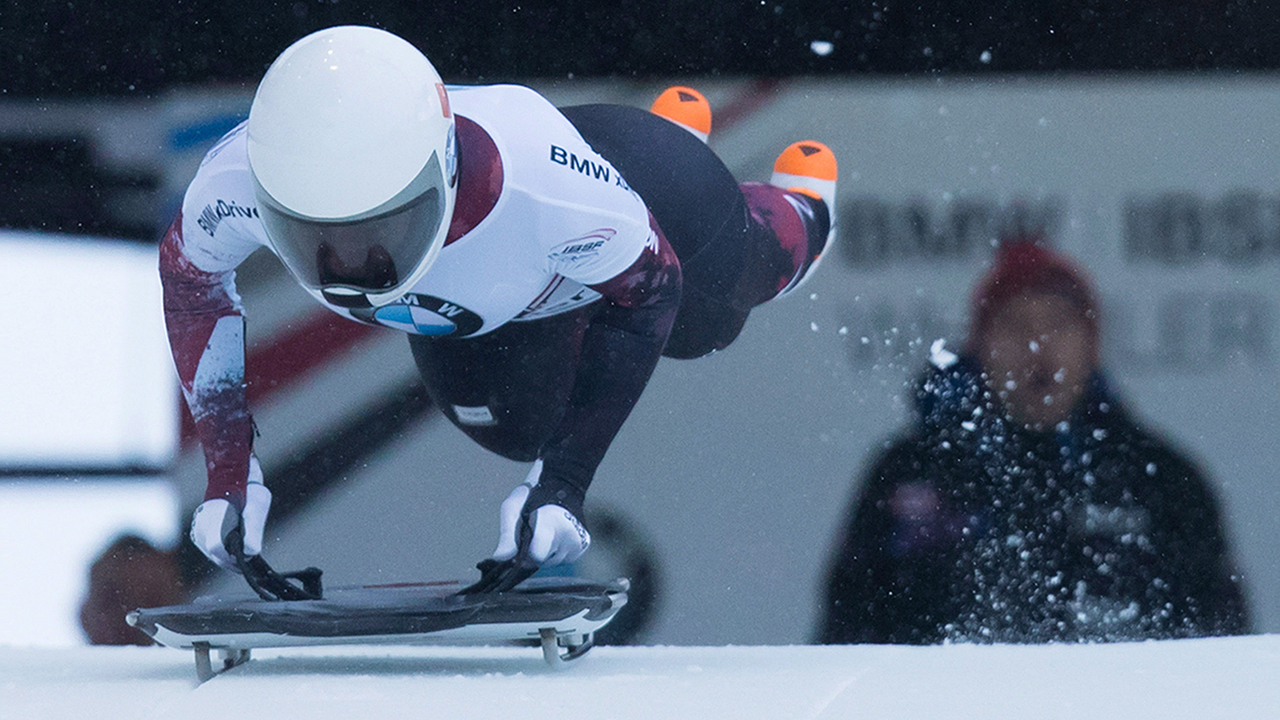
xmin=462 ymin=460 xmax=591 ymax=594
xmin=189 ymin=456 xmax=271 ymax=573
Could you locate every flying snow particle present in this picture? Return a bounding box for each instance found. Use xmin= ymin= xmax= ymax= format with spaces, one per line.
xmin=930 ymin=339 xmax=958 ymax=368
xmin=980 ymin=50 xmax=993 ymax=64
xmin=1146 ymin=462 xmax=1158 ymax=476
xmin=810 ymin=322 xmax=819 ymax=332
xmin=810 ymin=40 xmax=835 ymax=56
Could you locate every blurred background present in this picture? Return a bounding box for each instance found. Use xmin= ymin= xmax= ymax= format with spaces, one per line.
xmin=1 ymin=1 xmax=1277 ymax=647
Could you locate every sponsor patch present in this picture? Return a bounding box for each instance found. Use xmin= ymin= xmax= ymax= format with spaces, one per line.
xmin=453 ymin=404 xmax=496 ymax=426
xmin=549 ymin=145 xmax=631 ymax=191
xmin=550 ymin=229 xmax=617 ymax=265
xmin=196 ymin=198 xmax=259 ymax=238
xmin=360 ymin=294 xmax=483 ymax=336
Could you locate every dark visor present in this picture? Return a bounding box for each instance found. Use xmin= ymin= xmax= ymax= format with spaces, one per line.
xmin=255 ymin=152 xmax=447 ymax=294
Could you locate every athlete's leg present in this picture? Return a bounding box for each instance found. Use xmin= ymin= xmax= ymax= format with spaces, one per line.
xmin=407 ymin=308 xmax=593 ymax=461
xmin=738 ymin=181 xmax=832 ymax=303
xmin=560 ymin=103 xmax=831 ymax=359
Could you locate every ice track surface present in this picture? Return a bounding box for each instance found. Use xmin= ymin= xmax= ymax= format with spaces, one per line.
xmin=3 ymin=635 xmax=1279 ymax=720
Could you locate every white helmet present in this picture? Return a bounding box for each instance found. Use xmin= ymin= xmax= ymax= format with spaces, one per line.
xmin=247 ymin=25 xmax=457 ymax=308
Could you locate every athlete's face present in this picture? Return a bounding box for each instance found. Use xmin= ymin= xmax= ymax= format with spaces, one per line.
xmin=977 ymin=291 xmax=1097 ymax=431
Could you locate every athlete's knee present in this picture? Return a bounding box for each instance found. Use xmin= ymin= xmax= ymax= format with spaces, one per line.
xmin=661 ymin=285 xmax=750 ymax=359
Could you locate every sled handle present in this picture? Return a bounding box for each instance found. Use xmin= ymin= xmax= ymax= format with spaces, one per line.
xmin=240 ymin=555 xmax=324 ymax=601
xmin=226 ymin=523 xmax=324 ymax=601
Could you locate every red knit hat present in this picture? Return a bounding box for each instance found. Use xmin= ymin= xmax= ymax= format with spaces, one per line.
xmin=969 ymin=235 xmax=1100 ymax=346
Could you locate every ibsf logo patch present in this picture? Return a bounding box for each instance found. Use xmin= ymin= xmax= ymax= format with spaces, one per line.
xmin=365 ymin=294 xmax=482 ymax=336
xmin=551 ymin=229 xmax=616 ymax=266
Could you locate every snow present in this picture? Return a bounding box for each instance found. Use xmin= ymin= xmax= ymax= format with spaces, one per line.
xmin=3 ymin=636 xmax=1278 ymax=719
xmin=810 ymin=40 xmax=834 ymax=57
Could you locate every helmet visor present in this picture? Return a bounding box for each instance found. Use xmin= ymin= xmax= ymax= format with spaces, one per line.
xmin=255 ymin=151 xmax=448 ymax=296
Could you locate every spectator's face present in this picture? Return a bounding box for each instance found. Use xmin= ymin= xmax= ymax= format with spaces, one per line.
xmin=977 ymin=291 xmax=1097 ymax=430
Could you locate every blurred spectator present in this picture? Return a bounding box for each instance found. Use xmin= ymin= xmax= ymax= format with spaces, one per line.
xmin=817 ymin=237 xmax=1250 ymax=644
xmin=79 ymin=535 xmax=185 ymax=645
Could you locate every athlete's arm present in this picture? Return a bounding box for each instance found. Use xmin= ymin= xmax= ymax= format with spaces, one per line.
xmin=534 ymin=218 xmax=682 ymax=508
xmin=466 ymin=219 xmax=681 ymax=593
xmin=159 ymin=213 xmax=254 ymax=508
xmin=160 ymin=123 xmax=269 ymax=513
xmin=161 ymin=206 xmax=280 ymax=574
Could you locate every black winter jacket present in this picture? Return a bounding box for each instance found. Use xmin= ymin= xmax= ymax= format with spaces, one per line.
xmin=818 ymin=355 xmax=1250 ymax=644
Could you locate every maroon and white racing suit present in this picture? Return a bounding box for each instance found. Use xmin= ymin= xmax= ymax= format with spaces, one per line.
xmin=162 ymin=85 xmax=682 ymax=510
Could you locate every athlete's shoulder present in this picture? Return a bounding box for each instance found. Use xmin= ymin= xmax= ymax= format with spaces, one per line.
xmin=448 ymin=84 xmax=571 ymax=132
xmin=184 ymin=121 xmax=253 ymax=208
xmin=447 ymin=83 xmax=551 ymax=108
xmin=196 ymin=121 xmax=251 ymax=173
xmin=179 ymin=121 xmax=269 ymax=271
xmin=448 ymin=84 xmax=602 ymax=194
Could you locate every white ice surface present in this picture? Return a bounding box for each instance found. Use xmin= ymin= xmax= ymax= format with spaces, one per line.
xmin=2 ymin=635 xmax=1278 ymax=720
